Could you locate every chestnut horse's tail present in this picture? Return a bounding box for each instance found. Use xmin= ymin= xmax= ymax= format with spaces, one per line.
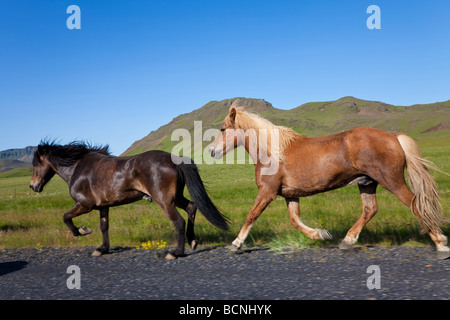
xmin=396 ymin=134 xmax=448 ymax=233
xmin=177 ymin=163 xmax=229 ymax=231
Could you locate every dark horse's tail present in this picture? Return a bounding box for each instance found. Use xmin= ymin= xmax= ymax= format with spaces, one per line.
xmin=177 ymin=163 xmax=229 ymax=231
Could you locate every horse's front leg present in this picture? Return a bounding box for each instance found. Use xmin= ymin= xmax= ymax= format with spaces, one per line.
xmin=229 ymin=188 xmax=277 ymax=252
xmin=92 ymin=207 xmax=110 ymax=256
xmin=63 ymin=203 xmax=92 ymax=236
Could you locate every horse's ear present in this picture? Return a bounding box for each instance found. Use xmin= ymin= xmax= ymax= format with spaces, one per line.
xmin=229 ymin=107 xmax=237 ymax=122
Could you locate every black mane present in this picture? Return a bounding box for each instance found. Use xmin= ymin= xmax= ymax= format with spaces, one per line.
xmin=33 ymin=140 xmax=111 ymax=167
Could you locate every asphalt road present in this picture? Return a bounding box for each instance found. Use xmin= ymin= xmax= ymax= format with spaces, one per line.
xmin=0 ymin=245 xmax=449 ymax=302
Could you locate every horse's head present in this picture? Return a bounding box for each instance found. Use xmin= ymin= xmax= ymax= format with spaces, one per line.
xmin=30 ymin=145 xmax=56 ymax=193
xmin=209 ymin=106 xmax=299 ymax=176
xmin=209 ymin=107 xmax=246 ymax=159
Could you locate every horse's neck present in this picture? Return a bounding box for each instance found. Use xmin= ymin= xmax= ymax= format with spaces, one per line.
xmin=244 ymin=130 xmax=277 ymax=158
xmin=243 ymin=134 xmax=260 ymax=164
xmin=51 ymin=161 xmax=77 ymax=184
xmin=244 ymin=135 xmax=277 ymax=165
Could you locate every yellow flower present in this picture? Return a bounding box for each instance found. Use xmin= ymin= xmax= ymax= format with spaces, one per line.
xmin=138 ymin=240 xmax=167 ymax=250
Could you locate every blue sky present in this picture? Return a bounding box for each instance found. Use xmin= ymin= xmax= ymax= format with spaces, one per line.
xmin=1 ymin=0 xmax=449 ymax=155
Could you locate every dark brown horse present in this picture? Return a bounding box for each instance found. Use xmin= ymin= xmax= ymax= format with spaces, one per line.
xmin=30 ymin=141 xmax=228 ymax=259
xmin=209 ymin=106 xmax=449 ymax=259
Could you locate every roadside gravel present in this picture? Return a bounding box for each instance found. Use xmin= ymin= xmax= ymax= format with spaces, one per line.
xmin=0 ymin=245 xmax=449 ymax=300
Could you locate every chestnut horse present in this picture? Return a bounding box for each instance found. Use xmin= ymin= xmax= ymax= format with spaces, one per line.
xmin=209 ymin=107 xmax=449 ymax=259
xmin=30 ymin=141 xmax=228 ymax=259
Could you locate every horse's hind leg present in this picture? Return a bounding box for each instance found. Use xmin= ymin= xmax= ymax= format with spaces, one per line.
xmin=340 ymin=182 xmax=378 ymax=250
xmin=390 ymin=184 xmax=449 ymax=259
xmin=158 ymin=201 xmax=186 ymax=259
xmin=176 ymin=196 xmax=198 ymax=250
xmin=286 ymin=198 xmax=332 ymax=240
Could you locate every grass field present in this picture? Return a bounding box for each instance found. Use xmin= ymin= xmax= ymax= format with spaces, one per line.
xmin=0 ymin=137 xmax=448 ymax=251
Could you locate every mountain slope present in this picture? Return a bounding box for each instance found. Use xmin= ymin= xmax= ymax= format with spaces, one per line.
xmin=0 ymin=146 xmax=36 ymax=173
xmin=122 ymin=96 xmax=450 ymax=156
xmin=0 ymin=159 xmax=31 ymax=172
xmin=122 ymin=98 xmax=275 ymax=156
xmin=0 ymin=146 xmax=37 ymax=163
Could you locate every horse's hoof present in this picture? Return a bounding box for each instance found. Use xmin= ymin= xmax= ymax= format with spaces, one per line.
xmin=436 ymin=250 xmax=450 ymax=260
xmin=91 ymin=249 xmax=103 ymax=257
xmin=319 ymin=229 xmax=333 ymax=240
xmin=78 ymin=226 xmax=92 ymax=236
xmin=339 ymin=240 xmax=353 ymax=250
xmin=229 ymin=244 xmax=240 ymax=253
xmin=165 ymin=253 xmax=178 ymax=260
xmin=190 ymin=240 xmax=198 ymax=251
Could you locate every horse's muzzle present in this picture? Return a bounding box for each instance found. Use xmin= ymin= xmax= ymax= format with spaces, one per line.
xmin=209 ymin=146 xmax=223 ymax=159
xmin=30 ymin=183 xmax=43 ymax=193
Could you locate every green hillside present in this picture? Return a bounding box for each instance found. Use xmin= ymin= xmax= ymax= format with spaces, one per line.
xmin=0 ymin=146 xmax=36 ymax=173
xmin=0 ymin=146 xmax=36 ymax=162
xmin=0 ymin=159 xmax=31 ymax=173
xmin=122 ymin=98 xmax=274 ymax=156
xmin=122 ymin=96 xmax=450 ymax=156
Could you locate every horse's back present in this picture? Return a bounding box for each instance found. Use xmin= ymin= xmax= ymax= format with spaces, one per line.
xmin=342 ymin=127 xmax=408 ymax=190
xmin=345 ymin=127 xmax=406 ymax=170
xmin=279 ymin=127 xmax=406 ymax=196
xmin=126 ymin=150 xmax=183 ymax=202
xmin=70 ymin=150 xmax=180 ymax=207
xmin=280 ymin=131 xmax=355 ymax=195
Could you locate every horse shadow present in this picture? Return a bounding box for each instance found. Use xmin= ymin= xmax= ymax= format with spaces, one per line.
xmin=163 ymin=244 xmax=271 ymax=259
xmin=0 ymin=261 xmax=28 ymax=276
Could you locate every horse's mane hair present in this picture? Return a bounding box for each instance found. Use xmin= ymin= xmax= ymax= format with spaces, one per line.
xmin=33 ymin=139 xmax=111 ymax=167
xmin=226 ymin=107 xmax=303 ymax=162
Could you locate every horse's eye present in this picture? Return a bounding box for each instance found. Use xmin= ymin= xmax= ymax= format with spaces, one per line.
xmin=220 ymin=128 xmax=226 ymax=132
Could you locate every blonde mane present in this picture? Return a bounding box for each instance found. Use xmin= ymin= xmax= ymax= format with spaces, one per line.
xmin=227 ymin=107 xmax=303 ymax=163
